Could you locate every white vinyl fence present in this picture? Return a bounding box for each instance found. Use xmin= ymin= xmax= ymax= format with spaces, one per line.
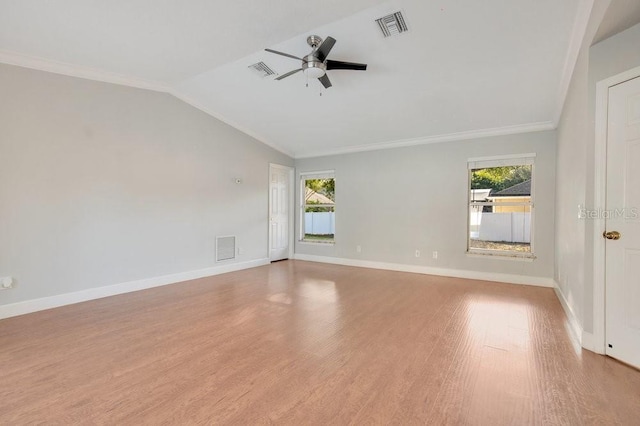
xmin=305 ymin=212 xmax=335 ymax=235
xmin=469 ymin=212 xmax=531 ymax=243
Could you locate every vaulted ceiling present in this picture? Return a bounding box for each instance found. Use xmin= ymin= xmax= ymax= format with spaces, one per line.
xmin=0 ymin=0 xmax=589 ymax=158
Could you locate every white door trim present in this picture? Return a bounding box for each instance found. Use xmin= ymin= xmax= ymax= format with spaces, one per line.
xmin=268 ymin=163 xmax=295 ymax=260
xmin=593 ymin=65 xmax=640 ymax=355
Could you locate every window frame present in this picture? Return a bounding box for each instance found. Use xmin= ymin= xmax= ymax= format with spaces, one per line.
xmin=299 ymin=170 xmax=335 ymax=244
xmin=466 ymin=154 xmax=536 ymax=259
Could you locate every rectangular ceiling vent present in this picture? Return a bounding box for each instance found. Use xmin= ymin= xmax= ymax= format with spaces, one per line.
xmin=248 ymin=61 xmax=276 ymax=78
xmin=376 ymin=11 xmax=408 ymax=37
xmin=216 ymin=236 xmax=236 ymax=262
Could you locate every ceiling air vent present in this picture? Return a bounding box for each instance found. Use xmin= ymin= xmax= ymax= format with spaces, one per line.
xmin=248 ymin=61 xmax=276 ymax=78
xmin=216 ymin=236 xmax=236 ymax=262
xmin=376 ymin=11 xmax=408 ymax=37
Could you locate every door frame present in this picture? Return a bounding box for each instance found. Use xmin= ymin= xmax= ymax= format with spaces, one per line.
xmin=593 ymin=65 xmax=640 ymax=355
xmin=268 ymin=163 xmax=295 ymax=261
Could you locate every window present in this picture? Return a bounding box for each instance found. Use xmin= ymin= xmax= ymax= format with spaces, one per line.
xmin=468 ymin=155 xmax=535 ymax=258
xmin=300 ymin=171 xmax=335 ymax=243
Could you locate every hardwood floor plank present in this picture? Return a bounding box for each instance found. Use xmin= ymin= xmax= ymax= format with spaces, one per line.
xmin=1 ymin=260 xmax=640 ymax=424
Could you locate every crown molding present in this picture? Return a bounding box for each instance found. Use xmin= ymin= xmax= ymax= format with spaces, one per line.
xmin=0 ymin=49 xmax=559 ymax=161
xmin=0 ymin=49 xmax=170 ymax=93
xmin=0 ymin=49 xmax=294 ymax=158
xmin=552 ymin=0 xmax=594 ymax=125
xmin=294 ymin=121 xmax=556 ymax=159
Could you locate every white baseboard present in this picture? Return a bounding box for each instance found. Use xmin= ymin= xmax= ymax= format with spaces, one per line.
xmin=0 ymin=258 xmax=269 ymax=320
xmin=581 ymin=331 xmax=595 ymax=352
xmin=292 ymin=254 xmax=555 ymax=287
xmin=553 ymin=280 xmax=584 ymax=347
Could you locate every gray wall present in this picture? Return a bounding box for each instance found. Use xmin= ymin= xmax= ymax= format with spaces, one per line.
xmin=553 ymin=4 xmax=601 ymax=332
xmin=295 ymin=131 xmax=556 ymax=278
xmin=555 ymin=17 xmax=640 ymax=333
xmin=0 ymin=63 xmax=292 ymax=306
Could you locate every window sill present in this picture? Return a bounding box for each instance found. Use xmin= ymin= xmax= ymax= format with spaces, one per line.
xmin=298 ymin=240 xmax=335 ymax=245
xmin=466 ymin=251 xmax=536 ymax=262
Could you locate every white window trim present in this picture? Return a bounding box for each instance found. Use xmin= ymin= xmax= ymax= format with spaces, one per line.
xmin=300 ymin=171 xmax=335 ymax=244
xmin=467 ymin=155 xmax=536 ymax=260
xmin=468 ymin=153 xmax=536 ymax=166
xmin=466 ymin=252 xmax=536 ymax=262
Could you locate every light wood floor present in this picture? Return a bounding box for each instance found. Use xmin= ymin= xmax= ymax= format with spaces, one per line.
xmin=1 ymin=260 xmax=639 ymax=425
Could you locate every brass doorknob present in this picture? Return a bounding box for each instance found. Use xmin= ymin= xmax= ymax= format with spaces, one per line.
xmin=603 ymin=231 xmax=621 ymax=240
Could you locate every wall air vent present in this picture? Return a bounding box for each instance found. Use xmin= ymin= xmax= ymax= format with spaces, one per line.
xmin=216 ymin=236 xmax=236 ymax=262
xmin=248 ymin=61 xmax=276 ymax=78
xmin=376 ymin=11 xmax=408 ymax=37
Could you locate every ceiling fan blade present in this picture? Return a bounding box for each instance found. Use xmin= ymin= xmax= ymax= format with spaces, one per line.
xmin=326 ymin=60 xmax=367 ymax=71
xmin=265 ymin=49 xmax=302 ymax=61
xmin=315 ymin=37 xmax=336 ymax=62
xmin=318 ymin=74 xmax=332 ymax=89
xmin=275 ymin=68 xmax=303 ymax=80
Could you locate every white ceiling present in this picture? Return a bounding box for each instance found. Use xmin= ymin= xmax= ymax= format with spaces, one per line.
xmin=0 ymin=0 xmax=589 ymax=158
xmin=0 ymin=0 xmax=381 ymax=83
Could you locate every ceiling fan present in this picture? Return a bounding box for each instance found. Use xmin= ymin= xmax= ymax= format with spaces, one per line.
xmin=265 ymin=35 xmax=367 ymax=89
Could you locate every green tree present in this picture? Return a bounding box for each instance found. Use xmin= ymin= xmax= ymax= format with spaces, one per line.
xmin=305 ymin=178 xmax=335 ymax=201
xmin=471 ymin=165 xmax=531 ymax=192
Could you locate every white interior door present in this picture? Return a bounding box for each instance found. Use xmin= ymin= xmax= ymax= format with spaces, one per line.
xmin=269 ymin=164 xmax=292 ymax=261
xmin=605 ymin=75 xmax=640 ymax=369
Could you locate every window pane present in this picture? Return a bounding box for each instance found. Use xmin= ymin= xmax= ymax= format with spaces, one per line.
xmin=469 ymin=164 xmax=532 ymax=254
xmin=470 ymin=165 xmax=532 ymax=194
xmin=469 ymin=204 xmax=531 ymax=253
xmin=304 ymin=206 xmax=334 ymax=241
xmin=305 ymin=178 xmax=335 ymax=203
xmin=303 ymin=177 xmax=335 ymax=243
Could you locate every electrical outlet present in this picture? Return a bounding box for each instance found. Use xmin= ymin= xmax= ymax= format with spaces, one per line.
xmin=237 ymin=247 xmax=243 ymax=255
xmin=356 ymin=245 xmax=362 ymax=253
xmin=415 ymin=250 xmax=420 ymax=258
xmin=433 ymin=251 xmax=438 ymax=259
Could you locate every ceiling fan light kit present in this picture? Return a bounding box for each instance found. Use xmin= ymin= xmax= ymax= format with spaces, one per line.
xmin=303 ymin=60 xmax=326 ymax=79
xmin=265 ymin=35 xmax=367 ymax=89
